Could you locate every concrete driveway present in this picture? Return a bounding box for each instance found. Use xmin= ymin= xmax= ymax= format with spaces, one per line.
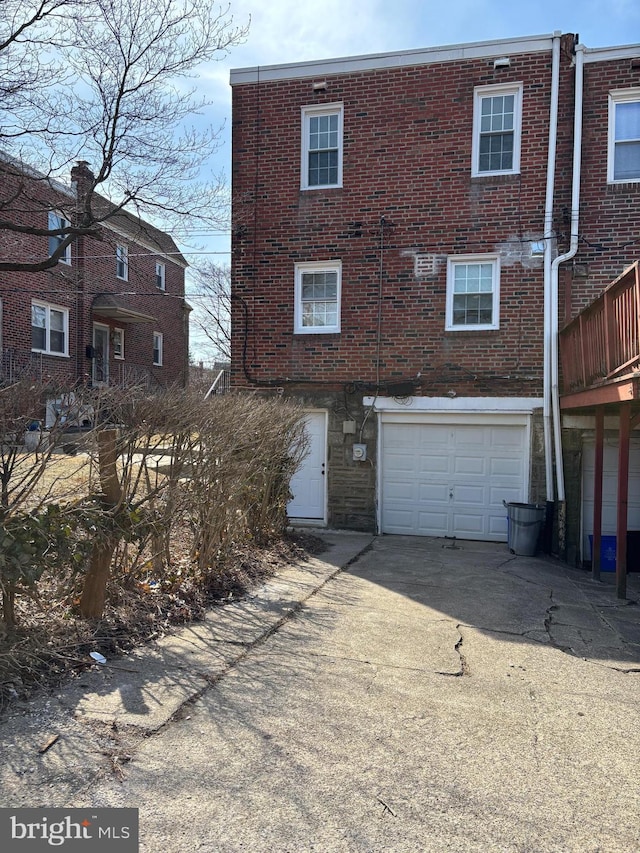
xmin=2 ymin=533 xmax=640 ymax=852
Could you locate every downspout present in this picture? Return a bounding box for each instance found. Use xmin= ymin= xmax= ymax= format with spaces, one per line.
xmin=551 ymin=40 xmax=585 ymax=551
xmin=543 ymin=33 xmax=562 ymax=513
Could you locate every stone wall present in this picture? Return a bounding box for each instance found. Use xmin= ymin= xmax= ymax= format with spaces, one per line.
xmin=283 ymin=387 xmax=377 ymax=531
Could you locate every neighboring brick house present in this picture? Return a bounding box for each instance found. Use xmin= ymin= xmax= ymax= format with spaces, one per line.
xmin=0 ymin=157 xmax=190 ymax=392
xmin=229 ymin=33 xmax=640 ymax=563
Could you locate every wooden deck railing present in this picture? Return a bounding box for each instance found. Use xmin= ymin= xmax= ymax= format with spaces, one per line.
xmin=559 ymin=261 xmax=640 ymax=393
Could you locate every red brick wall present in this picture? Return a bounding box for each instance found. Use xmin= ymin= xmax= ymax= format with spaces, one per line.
xmin=80 ymin=228 xmax=188 ymax=387
xmin=231 ymin=40 xmax=640 ymax=396
xmin=231 ymin=44 xmax=580 ymax=398
xmin=565 ymin=57 xmax=640 ymax=322
xmin=0 ymin=169 xmax=188 ymax=387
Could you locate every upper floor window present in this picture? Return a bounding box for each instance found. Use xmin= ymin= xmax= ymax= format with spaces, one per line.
xmin=116 ymin=244 xmax=128 ymax=280
xmin=446 ymin=255 xmax=500 ymax=331
xmin=153 ymin=331 xmax=163 ymax=366
xmin=155 ymin=261 xmax=166 ymax=290
xmin=294 ymin=260 xmax=341 ymax=334
xmin=301 ymin=104 xmax=343 ymax=190
xmin=31 ymin=300 xmax=68 ymax=355
xmin=472 ymin=83 xmax=522 ymax=177
xmin=48 ymin=211 xmax=71 ymax=264
xmin=609 ymin=89 xmax=640 ymax=183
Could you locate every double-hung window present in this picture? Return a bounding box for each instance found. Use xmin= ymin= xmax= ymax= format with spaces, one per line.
xmin=48 ymin=211 xmax=71 ymax=264
xmin=472 ymin=84 xmax=522 ymax=177
xmin=608 ymin=89 xmax=640 ymax=183
xmin=446 ymin=255 xmax=500 ymax=331
xmin=294 ymin=261 xmax=341 ymax=334
xmin=153 ymin=331 xmax=163 ymax=366
xmin=113 ymin=328 xmax=124 ymax=359
xmin=116 ymin=244 xmax=129 ymax=280
xmin=31 ymin=301 xmax=68 ymax=355
xmin=155 ymin=261 xmax=166 ymax=290
xmin=301 ymin=104 xmax=343 ymax=190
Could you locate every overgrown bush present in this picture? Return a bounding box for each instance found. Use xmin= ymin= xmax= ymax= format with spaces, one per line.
xmin=0 ymin=383 xmax=307 ymax=628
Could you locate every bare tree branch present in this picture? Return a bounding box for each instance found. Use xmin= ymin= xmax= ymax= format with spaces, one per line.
xmin=0 ymin=0 xmax=248 ymax=272
xmin=189 ymin=262 xmax=231 ymax=363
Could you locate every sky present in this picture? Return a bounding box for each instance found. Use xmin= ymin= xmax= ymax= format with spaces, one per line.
xmin=187 ymin=0 xmax=640 ymax=361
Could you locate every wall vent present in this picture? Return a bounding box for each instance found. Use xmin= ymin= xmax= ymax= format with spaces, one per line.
xmin=414 ymin=254 xmax=437 ymax=277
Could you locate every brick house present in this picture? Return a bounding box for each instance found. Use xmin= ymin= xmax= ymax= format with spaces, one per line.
xmin=0 ymin=157 xmax=190 ymax=392
xmin=229 ymin=33 xmax=640 ymax=566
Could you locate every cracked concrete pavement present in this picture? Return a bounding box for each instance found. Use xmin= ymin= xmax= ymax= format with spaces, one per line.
xmin=1 ymin=531 xmax=640 ymax=852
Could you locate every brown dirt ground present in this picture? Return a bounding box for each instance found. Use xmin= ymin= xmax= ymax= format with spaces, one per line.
xmin=0 ymin=525 xmax=327 ymax=715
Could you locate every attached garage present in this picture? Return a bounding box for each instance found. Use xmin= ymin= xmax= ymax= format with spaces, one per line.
xmin=379 ymin=413 xmax=530 ymax=541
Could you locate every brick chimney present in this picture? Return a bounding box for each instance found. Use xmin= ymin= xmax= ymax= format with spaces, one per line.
xmin=71 ymin=160 xmax=95 ymax=202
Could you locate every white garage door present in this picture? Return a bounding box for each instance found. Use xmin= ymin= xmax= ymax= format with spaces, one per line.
xmin=381 ymin=418 xmax=527 ymax=540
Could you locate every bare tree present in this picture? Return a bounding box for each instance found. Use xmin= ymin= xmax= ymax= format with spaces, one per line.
xmin=0 ymin=2 xmax=80 ymax=114
xmin=189 ymin=261 xmax=231 ymax=363
xmin=0 ymin=0 xmax=247 ymax=272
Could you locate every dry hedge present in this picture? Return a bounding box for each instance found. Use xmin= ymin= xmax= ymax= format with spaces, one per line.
xmin=0 ymin=383 xmax=310 ymax=709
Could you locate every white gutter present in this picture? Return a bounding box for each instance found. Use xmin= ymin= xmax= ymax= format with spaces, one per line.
xmin=543 ymin=32 xmax=562 ymax=503
xmin=551 ymin=42 xmax=585 ymax=502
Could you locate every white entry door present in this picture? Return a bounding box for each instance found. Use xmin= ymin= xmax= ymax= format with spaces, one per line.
xmin=287 ymin=411 xmax=327 ymax=522
xmin=381 ymin=418 xmax=527 ymax=540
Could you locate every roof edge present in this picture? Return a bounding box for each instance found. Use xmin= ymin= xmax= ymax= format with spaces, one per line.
xmin=583 ymin=43 xmax=640 ymax=63
xmin=230 ymin=33 xmax=557 ymax=85
xmin=100 ymin=217 xmax=188 ymax=269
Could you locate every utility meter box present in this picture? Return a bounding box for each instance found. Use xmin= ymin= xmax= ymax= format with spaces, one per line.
xmin=352 ymin=443 xmax=367 ymax=462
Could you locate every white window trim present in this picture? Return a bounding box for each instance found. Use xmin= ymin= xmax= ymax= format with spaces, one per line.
xmin=300 ymin=103 xmax=344 ymax=191
xmin=48 ymin=211 xmax=71 ymax=265
xmin=153 ymin=331 xmax=163 ymax=366
xmin=155 ymin=261 xmax=166 ymax=290
xmin=471 ymin=83 xmax=523 ymax=177
xmin=113 ymin=327 xmax=125 ymax=360
xmin=31 ymin=300 xmax=69 ymax=356
xmin=116 ymin=244 xmax=129 ymax=281
xmin=294 ymin=260 xmax=342 ymax=335
xmin=446 ymin=254 xmax=500 ymax=331
xmin=607 ymin=88 xmax=640 ymax=184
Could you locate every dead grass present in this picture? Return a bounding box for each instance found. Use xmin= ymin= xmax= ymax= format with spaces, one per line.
xmin=26 ymin=450 xmax=95 ymax=504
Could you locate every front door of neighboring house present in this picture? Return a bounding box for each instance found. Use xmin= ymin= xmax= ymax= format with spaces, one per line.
xmin=92 ymin=323 xmax=109 ymax=385
xmin=287 ymin=411 xmax=327 ymax=522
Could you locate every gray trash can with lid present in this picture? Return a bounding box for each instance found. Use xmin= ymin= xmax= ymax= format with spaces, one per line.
xmin=504 ymin=501 xmax=545 ymax=556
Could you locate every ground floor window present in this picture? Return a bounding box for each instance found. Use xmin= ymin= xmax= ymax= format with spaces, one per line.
xmin=153 ymin=331 xmax=163 ymax=366
xmin=31 ymin=301 xmax=68 ymax=355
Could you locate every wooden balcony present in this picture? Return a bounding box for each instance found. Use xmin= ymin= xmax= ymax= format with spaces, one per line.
xmin=559 ymin=261 xmax=640 ymax=408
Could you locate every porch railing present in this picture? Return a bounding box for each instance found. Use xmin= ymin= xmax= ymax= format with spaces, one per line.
xmin=559 ymin=261 xmax=640 ymax=394
xmin=0 ymin=349 xmax=44 ymax=383
xmin=0 ymin=349 xmax=163 ymax=391
xmin=115 ymin=362 xmax=164 ymax=390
